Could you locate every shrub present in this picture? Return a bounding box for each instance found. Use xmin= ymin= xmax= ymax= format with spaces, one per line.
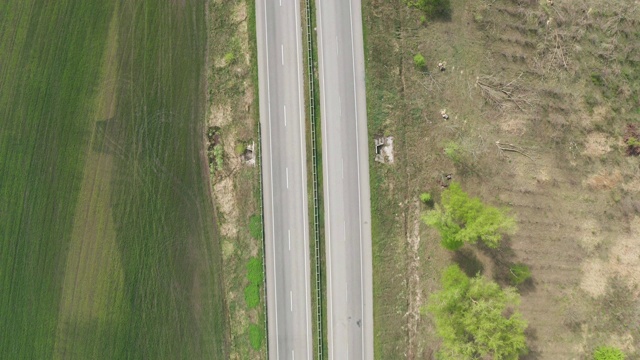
xmin=246 ymin=257 xmax=264 ymax=285
xmin=509 ymin=263 xmax=531 ymax=285
xmin=420 ymin=192 xmax=432 ymax=205
xmin=413 ymin=53 xmax=426 ymax=69
xmin=444 ymin=141 xmax=462 ymax=164
xmin=224 ymin=51 xmax=235 ymax=65
xmin=244 ymin=284 xmax=260 ymax=309
xmin=249 ymin=214 xmax=262 ymax=239
xmin=593 ymin=346 xmax=625 ymax=360
xmin=406 ymin=0 xmax=451 ymax=19
xmin=423 ymin=182 xmax=516 ymax=250
xmin=248 ymin=323 xmax=264 ymax=350
xmin=213 ymin=145 xmax=224 ymax=170
xmin=425 ymin=265 xmax=528 ymax=359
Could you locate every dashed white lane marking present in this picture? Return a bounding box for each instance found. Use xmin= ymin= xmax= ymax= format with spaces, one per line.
xmin=290 ymin=291 xmax=293 ymax=312
xmin=288 ymin=230 xmax=291 ymax=251
xmin=284 ymin=105 xmax=287 ymax=126
xmin=336 ymin=36 xmax=339 ymax=55
xmin=286 ymin=167 xmax=289 ymax=189
xmin=281 ymin=44 xmax=284 ymax=65
xmin=341 ymin=158 xmax=344 ymax=179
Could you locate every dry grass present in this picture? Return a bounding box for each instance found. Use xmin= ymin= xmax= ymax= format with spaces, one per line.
xmin=207 ymin=0 xmax=264 ymax=358
xmin=364 ymin=0 xmax=640 ymax=358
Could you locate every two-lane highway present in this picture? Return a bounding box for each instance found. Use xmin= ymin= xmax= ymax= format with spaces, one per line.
xmin=256 ymin=0 xmax=313 ymax=359
xmin=316 ymin=0 xmax=375 ymax=359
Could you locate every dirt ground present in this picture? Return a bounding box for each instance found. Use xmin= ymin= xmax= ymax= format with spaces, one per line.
xmin=363 ymin=0 xmax=640 ymax=358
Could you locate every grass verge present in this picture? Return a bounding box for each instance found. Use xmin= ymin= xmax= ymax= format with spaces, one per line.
xmin=206 ymin=0 xmax=267 ymax=358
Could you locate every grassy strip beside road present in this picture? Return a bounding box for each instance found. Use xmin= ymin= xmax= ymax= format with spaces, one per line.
xmin=207 ymin=0 xmax=266 ymax=358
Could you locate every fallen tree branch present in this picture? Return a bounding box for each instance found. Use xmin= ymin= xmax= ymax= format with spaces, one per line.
xmin=495 ymin=141 xmax=535 ymax=162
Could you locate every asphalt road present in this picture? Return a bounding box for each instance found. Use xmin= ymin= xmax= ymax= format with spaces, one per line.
xmin=316 ymin=0 xmax=375 ymax=359
xmin=256 ymin=0 xmax=313 ymax=359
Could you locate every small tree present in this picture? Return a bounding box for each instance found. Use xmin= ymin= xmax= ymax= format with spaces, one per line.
xmin=509 ymin=263 xmax=531 ymax=286
xmin=425 ymin=265 xmax=528 ymax=359
xmin=406 ymin=0 xmax=451 ymax=19
xmin=423 ymin=182 xmax=515 ymax=250
xmin=593 ymin=346 xmax=625 ymax=360
xmin=414 ymin=53 xmax=426 ymax=69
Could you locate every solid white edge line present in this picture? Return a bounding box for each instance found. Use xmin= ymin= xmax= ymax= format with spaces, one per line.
xmin=293 ymin=0 xmax=312 ymax=358
xmin=262 ymin=0 xmax=280 ymax=358
xmin=348 ymin=0 xmax=367 ymax=358
xmin=316 ymin=2 xmax=336 ymax=360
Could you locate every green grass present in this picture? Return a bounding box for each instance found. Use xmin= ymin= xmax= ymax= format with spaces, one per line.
xmin=244 ymin=285 xmax=260 ymax=309
xmin=249 ymin=214 xmax=262 ymax=239
xmin=247 ymin=257 xmax=264 ymax=285
xmin=0 ymin=1 xmax=229 ymax=358
xmin=248 ymin=323 xmax=264 ymax=350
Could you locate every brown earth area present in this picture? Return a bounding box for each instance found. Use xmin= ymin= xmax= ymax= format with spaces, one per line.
xmin=364 ymin=0 xmax=640 ymax=358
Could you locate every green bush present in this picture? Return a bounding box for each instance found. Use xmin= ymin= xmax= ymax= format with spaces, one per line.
xmin=425 ymin=265 xmax=528 ymax=359
xmin=244 ymin=284 xmax=260 ymax=309
xmin=248 ymin=323 xmax=264 ymax=350
xmin=509 ymin=263 xmax=532 ymax=285
xmin=246 ymin=257 xmax=264 ymax=285
xmin=406 ymin=0 xmax=451 ymax=19
xmin=423 ymin=182 xmax=516 ymax=250
xmin=413 ymin=53 xmax=426 ymax=69
xmin=593 ymin=346 xmax=625 ymax=360
xmin=249 ymin=214 xmax=262 ymax=239
xmin=420 ymin=192 xmax=432 ymax=205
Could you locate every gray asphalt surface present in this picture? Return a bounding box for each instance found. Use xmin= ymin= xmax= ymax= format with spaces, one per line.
xmin=256 ymin=0 xmax=313 ymax=359
xmin=316 ymin=0 xmax=375 ymax=358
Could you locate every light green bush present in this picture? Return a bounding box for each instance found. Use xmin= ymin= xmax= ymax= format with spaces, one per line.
xmin=593 ymin=346 xmax=625 ymax=360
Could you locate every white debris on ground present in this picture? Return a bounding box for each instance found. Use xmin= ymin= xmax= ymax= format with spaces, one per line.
xmin=374 ymin=136 xmax=394 ymax=163
xmin=242 ymin=141 xmax=255 ymax=166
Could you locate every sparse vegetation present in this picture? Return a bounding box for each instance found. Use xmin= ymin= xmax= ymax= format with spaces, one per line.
xmin=208 ymin=0 xmax=265 ymax=357
xmin=425 ymin=265 xmax=528 ymax=359
xmin=365 ymin=0 xmax=640 ymax=357
xmin=423 ymin=182 xmax=516 ymax=250
xmin=406 ymin=0 xmax=451 ymax=19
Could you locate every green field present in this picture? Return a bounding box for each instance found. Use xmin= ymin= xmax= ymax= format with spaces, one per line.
xmin=0 ymin=0 xmax=228 ymax=358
